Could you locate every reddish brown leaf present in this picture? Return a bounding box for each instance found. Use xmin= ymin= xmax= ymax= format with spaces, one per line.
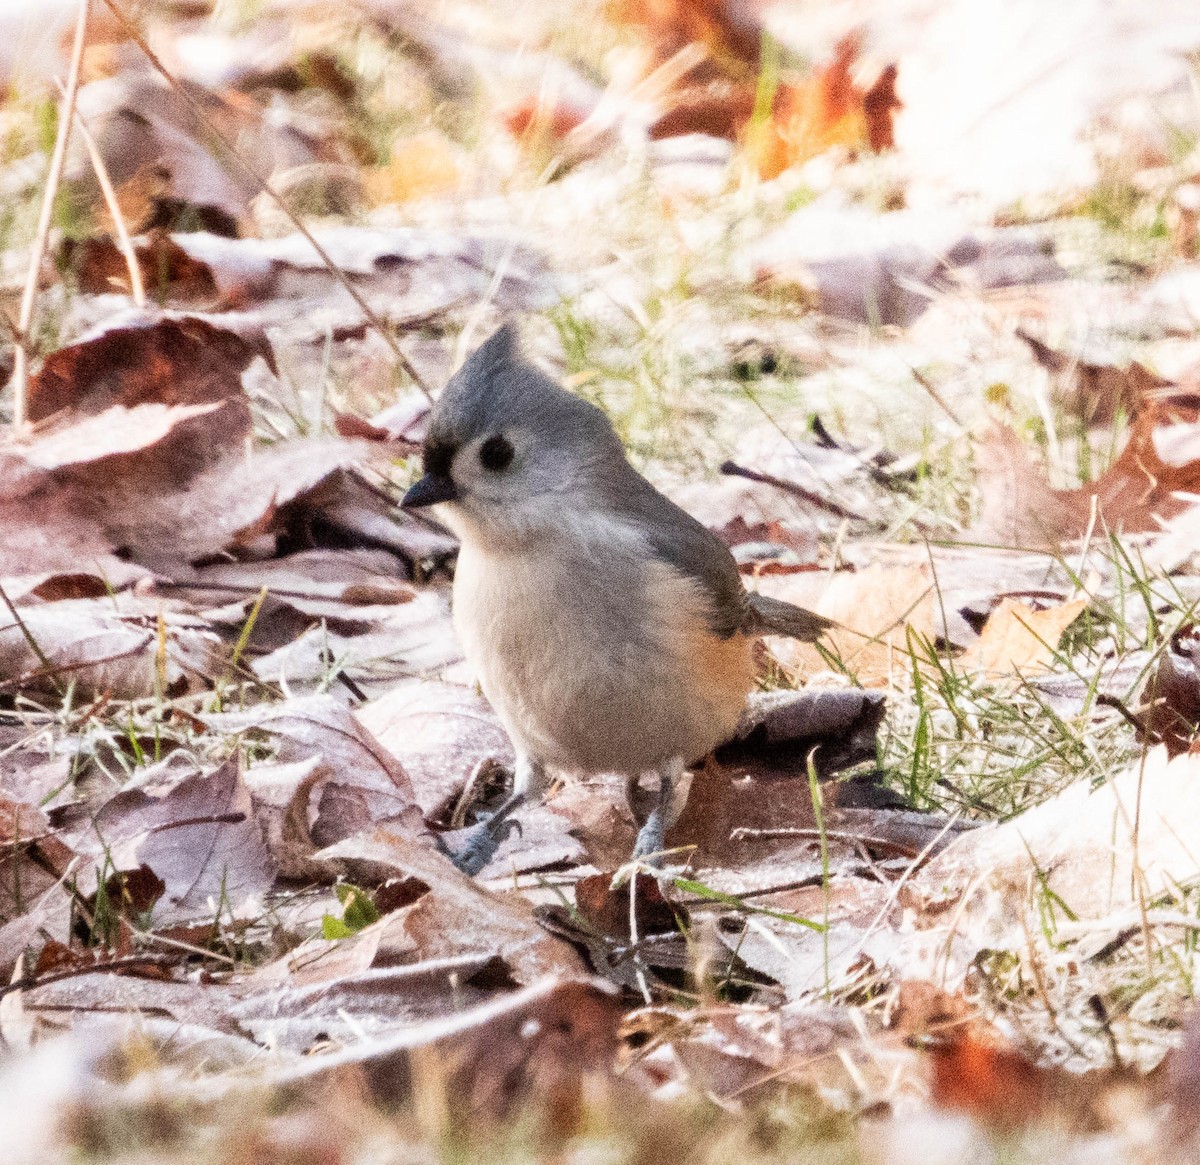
xmin=743 ymin=36 xmax=899 ymax=179
xmin=63 ymin=232 xmax=219 ymax=304
xmin=609 ymin=0 xmax=765 ymax=74
xmin=575 ymin=872 xmax=683 ymax=941
xmin=863 ymin=63 xmax=900 ymax=151
xmin=501 ymin=96 xmax=595 ymax=141
xmin=29 ymin=314 xmax=267 ymax=423
xmin=974 ymin=416 xmax=1200 ymax=548
xmin=928 ymin=1033 xmax=1056 ymax=1130
xmin=56 ymin=756 xmax=276 ymax=926
xmin=210 ymin=695 xmax=427 ymax=879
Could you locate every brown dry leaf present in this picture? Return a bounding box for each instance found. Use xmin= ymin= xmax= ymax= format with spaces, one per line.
xmin=713 ymin=877 xmax=894 ymax=1001
xmin=966 ymin=597 xmax=1087 ymax=677
xmin=609 ymin=0 xmax=763 ymax=77
xmin=13 ymin=402 xmax=229 ymax=472
xmin=902 ymin=747 xmax=1200 ymax=986
xmin=754 ymin=563 xmax=938 ymax=686
xmin=231 ymin=953 xmax=515 ymax=1049
xmin=207 ymin=696 xmax=428 ymax=878
xmin=273 ymin=976 xmax=622 ymax=1130
xmin=24 ymin=314 xmax=263 ymax=482
xmin=29 ymin=313 xmax=269 ymax=419
xmin=574 ymin=871 xmax=683 ymax=943
xmin=63 ymin=232 xmax=219 ymax=304
xmin=863 ymin=63 xmax=901 ymax=151
xmin=0 ymin=596 xmax=223 ymax=698
xmin=183 ymin=548 xmax=416 ymax=614
xmin=927 ymin=1031 xmax=1142 ymax=1134
xmin=1017 ymin=329 xmax=1172 ymax=427
xmin=356 ymin=681 xmax=515 ymax=819
xmin=745 ymin=213 xmax=1065 ymax=327
xmin=715 ymin=688 xmax=887 ymax=779
xmin=312 ymin=824 xmax=583 ymax=983
xmin=158 ymin=226 xmax=555 ymax=321
xmin=500 ymin=94 xmax=595 ymax=144
xmin=648 ymin=1003 xmax=904 ymax=1108
xmin=56 ymin=756 xmax=275 ymax=926
xmin=15 ymin=969 xmax=245 ymax=1035
xmin=66 ymin=64 xmax=346 ymax=238
xmin=245 ymin=588 xmax=461 ymax=695
xmin=359 ymin=683 xmax=591 ymax=874
xmin=973 ymin=416 xmax=1200 ymax=548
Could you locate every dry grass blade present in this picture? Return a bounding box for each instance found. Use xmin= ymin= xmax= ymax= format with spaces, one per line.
xmin=11 ymin=0 xmax=90 ymax=426
xmin=62 ymin=88 xmax=145 ymax=308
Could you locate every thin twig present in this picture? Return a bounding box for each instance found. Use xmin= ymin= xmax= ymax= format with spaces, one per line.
xmin=59 ymin=81 xmax=145 ymax=307
xmin=0 ymin=954 xmax=182 ymax=1002
xmin=719 ymin=459 xmax=868 ymax=522
xmin=99 ymin=0 xmax=434 ymax=401
xmin=906 ymin=363 xmax=963 ymax=427
xmin=11 ymin=0 xmax=90 ymax=426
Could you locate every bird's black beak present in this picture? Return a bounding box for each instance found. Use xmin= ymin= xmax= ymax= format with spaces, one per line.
xmin=402 ymin=473 xmax=459 ymax=508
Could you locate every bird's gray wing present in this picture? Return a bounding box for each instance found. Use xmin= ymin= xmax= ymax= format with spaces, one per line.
xmin=615 ymin=470 xmax=834 ymax=642
xmin=617 ymin=472 xmax=748 ymax=638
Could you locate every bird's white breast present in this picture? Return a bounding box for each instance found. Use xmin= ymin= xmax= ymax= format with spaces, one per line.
xmin=451 ymin=511 xmax=754 ymax=776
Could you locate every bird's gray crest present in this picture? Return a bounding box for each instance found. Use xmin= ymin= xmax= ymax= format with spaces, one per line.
xmin=427 ymin=324 xmax=615 ymax=455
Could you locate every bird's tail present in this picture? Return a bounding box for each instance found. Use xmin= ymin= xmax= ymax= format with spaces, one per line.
xmin=743 ymin=591 xmax=834 ymax=641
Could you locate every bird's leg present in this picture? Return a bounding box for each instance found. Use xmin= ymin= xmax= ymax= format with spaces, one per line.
xmin=438 ymin=753 xmax=548 ymax=876
xmin=630 ymin=756 xmax=688 ymax=865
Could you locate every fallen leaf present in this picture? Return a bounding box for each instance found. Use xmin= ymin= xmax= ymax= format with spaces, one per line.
xmin=862 ymin=63 xmax=900 ymax=151
xmin=903 ymin=747 xmax=1200 ymax=986
xmin=745 ymin=212 xmax=1064 ymax=327
xmin=966 ymin=597 xmax=1088 ymax=677
xmin=927 ymin=1032 xmax=1062 ymax=1131
xmin=313 ymin=824 xmax=584 ymax=983
xmin=0 ymin=596 xmax=223 ymax=698
xmin=743 ymin=35 xmax=898 ymax=180
xmin=609 ymin=0 xmax=763 ymax=74
xmin=715 ymin=687 xmax=886 ymax=778
xmin=365 ymin=131 xmax=464 ymax=206
xmin=56 ymin=756 xmax=275 ymax=926
xmin=1017 ymin=329 xmax=1171 ymax=427
xmin=232 ymin=953 xmax=516 ymax=1049
xmin=355 ymin=681 xmax=515 ymax=819
xmin=754 ymin=563 xmax=938 ymax=686
xmin=207 ymin=695 xmax=428 ymax=877
xmin=62 ymin=231 xmax=219 ymax=304
xmin=274 ymin=976 xmax=622 ymax=1131
xmin=973 ymin=416 xmax=1200 ymax=548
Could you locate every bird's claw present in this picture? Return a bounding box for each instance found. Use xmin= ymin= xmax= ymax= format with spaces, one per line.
xmin=437 ymin=804 xmax=524 ymax=876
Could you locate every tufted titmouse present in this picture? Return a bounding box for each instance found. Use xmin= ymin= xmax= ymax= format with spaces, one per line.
xmin=403 ymin=325 xmax=831 ymax=873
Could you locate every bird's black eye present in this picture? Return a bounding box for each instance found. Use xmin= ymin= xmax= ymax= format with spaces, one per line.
xmin=479 ymin=435 xmax=514 ymax=472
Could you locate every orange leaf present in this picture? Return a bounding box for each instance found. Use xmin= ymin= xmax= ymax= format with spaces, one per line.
xmin=743 ymin=35 xmax=898 ymax=179
xmin=968 ymin=598 xmax=1087 ymax=677
xmin=365 ymin=131 xmax=463 ymax=206
xmin=929 ymin=1033 xmax=1054 ymax=1130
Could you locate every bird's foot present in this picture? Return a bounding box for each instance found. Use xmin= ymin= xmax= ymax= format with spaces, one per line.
xmin=631 ymin=815 xmax=667 ymax=867
xmin=436 ymin=798 xmax=524 ymax=876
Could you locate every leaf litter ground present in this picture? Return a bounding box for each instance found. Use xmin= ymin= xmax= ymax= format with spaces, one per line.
xmin=4 ymin=1 xmax=1200 ymax=1162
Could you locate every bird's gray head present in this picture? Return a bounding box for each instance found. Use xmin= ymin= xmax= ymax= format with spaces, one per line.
xmin=402 ymin=325 xmax=627 ymax=546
